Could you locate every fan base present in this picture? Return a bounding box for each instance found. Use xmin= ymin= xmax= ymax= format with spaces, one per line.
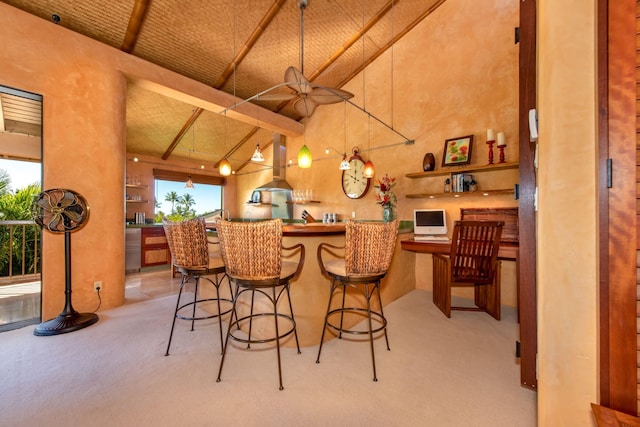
xmin=33 ymin=312 xmax=99 ymax=336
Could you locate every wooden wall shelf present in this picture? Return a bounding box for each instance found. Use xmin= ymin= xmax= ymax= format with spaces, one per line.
xmin=405 ymin=162 xmax=519 ymax=199
xmin=406 ymin=188 xmax=514 ymax=199
xmin=405 ymin=162 xmax=519 ymax=179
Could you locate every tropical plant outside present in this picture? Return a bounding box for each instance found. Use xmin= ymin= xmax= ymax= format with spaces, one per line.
xmin=0 ymin=171 xmax=41 ymax=278
xmin=155 ymin=192 xmax=207 ymax=223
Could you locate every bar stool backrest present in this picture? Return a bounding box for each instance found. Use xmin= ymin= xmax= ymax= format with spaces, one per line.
xmin=345 ymin=220 xmax=399 ymax=275
xmin=162 ymin=217 xmax=209 ymax=269
xmin=216 ymin=219 xmax=282 ymax=280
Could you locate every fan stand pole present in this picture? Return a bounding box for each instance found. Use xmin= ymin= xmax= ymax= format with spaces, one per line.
xmin=34 ymin=232 xmax=99 ymax=336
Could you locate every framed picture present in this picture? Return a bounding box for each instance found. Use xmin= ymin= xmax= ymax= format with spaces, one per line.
xmin=442 ymin=135 xmax=473 ymax=167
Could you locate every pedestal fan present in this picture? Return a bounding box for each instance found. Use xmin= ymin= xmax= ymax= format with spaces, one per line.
xmin=32 ymin=188 xmax=98 ymax=336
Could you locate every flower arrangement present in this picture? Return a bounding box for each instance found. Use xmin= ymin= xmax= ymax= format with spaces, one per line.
xmin=374 ymin=173 xmax=397 ymax=208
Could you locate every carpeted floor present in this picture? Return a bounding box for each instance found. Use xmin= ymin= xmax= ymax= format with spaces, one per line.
xmin=0 ymin=289 xmax=536 ymax=426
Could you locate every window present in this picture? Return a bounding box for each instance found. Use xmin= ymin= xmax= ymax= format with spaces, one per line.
xmin=155 ymin=179 xmax=222 ymax=218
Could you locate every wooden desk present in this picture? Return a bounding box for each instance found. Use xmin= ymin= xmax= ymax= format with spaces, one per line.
xmin=401 ymin=238 xmax=520 ymax=319
xmin=400 ymin=238 xmax=518 ymax=261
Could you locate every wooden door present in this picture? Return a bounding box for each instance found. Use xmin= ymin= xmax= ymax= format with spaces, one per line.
xmin=518 ymin=0 xmax=537 ymax=390
xmin=598 ymin=0 xmax=637 ymax=414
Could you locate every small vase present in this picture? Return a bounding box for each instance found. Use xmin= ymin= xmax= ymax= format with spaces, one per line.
xmin=422 ymin=153 xmax=436 ymax=171
xmin=382 ymin=205 xmax=395 ymax=223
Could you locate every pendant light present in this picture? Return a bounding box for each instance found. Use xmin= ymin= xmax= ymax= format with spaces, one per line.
xmin=185 ymin=119 xmax=195 ymax=189
xmin=361 ymin=0 xmax=374 ymax=179
xmin=339 ymin=154 xmax=350 ymax=170
xmin=298 ymin=143 xmax=312 ymax=168
xmin=339 ymin=100 xmax=350 ymax=170
xmin=251 ymin=144 xmax=264 ymax=162
xmin=218 ymin=119 xmax=233 ymax=175
xmin=219 ymin=158 xmax=232 ymax=176
xmin=251 ymin=101 xmax=265 ymax=162
xmin=364 ymin=114 xmax=375 ymax=178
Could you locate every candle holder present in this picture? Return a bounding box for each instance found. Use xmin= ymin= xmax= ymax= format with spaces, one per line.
xmin=498 ymin=144 xmax=506 ymax=163
xmin=486 ymin=140 xmax=495 ymax=164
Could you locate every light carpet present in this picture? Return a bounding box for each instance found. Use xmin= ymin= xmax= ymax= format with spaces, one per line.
xmin=0 ymin=290 xmax=536 ymax=426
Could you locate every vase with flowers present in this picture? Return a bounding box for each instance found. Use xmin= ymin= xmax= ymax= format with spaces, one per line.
xmin=375 ymin=173 xmax=397 ymax=222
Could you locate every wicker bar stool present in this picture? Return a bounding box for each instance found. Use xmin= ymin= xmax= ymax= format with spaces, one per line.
xmin=316 ymin=219 xmax=399 ymax=381
xmin=162 ymin=217 xmax=232 ymax=356
xmin=215 ymin=218 xmax=304 ymax=390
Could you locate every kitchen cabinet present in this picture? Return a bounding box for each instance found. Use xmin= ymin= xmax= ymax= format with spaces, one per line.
xmin=405 ymin=162 xmax=519 ymax=199
xmin=141 ymin=227 xmax=169 ymax=267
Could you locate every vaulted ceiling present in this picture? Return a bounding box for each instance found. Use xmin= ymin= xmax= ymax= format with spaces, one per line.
xmin=1 ymin=0 xmax=445 ymax=172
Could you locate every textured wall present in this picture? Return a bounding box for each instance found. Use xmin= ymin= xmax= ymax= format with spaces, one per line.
xmin=538 ymin=0 xmax=598 ymax=425
xmin=0 ymin=6 xmax=129 ymax=316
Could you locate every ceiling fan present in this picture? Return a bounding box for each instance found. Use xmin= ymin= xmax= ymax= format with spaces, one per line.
xmin=259 ymin=0 xmax=354 ymax=117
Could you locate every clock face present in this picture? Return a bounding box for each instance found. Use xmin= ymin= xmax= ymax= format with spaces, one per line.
xmin=341 ymin=157 xmax=371 ymax=199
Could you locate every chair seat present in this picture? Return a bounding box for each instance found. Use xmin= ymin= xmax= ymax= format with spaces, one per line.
xmin=175 ymin=253 xmax=225 ymax=276
xmin=227 ymin=260 xmax=299 ymax=283
xmin=323 ymin=259 xmax=385 ymax=280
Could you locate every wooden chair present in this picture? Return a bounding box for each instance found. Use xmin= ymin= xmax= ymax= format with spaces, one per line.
xmin=162 ymin=217 xmax=232 ymax=356
xmin=432 ymin=220 xmax=504 ymax=320
xmin=316 ymin=219 xmax=399 ymax=381
xmin=214 ymin=218 xmax=305 ymax=390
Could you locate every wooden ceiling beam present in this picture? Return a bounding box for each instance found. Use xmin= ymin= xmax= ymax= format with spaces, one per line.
xmin=210 ymin=0 xmax=286 ymax=169
xmin=213 ymin=0 xmax=287 ymax=89
xmin=306 ymin=0 xmax=394 ymax=83
xmin=161 ymin=108 xmax=203 ymax=160
xmin=121 ymin=0 xmax=152 ymax=53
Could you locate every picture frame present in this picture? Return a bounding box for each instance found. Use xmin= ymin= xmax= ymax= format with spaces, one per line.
xmin=442 ymin=135 xmax=473 ymax=167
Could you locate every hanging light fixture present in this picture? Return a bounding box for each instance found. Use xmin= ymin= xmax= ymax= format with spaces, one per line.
xmin=364 ymin=114 xmax=375 ymax=178
xmin=339 ymin=154 xmax=350 ymax=170
xmin=251 ymin=144 xmax=264 ymax=162
xmin=219 ymin=158 xmax=232 ymax=176
xmin=361 ymin=1 xmax=374 ymax=179
xmin=339 ymin=100 xmax=351 ymax=170
xmin=185 ymin=118 xmax=195 ymax=189
xmin=185 ymin=176 xmax=194 ymax=189
xmin=298 ymin=143 xmax=312 ymax=168
xmin=219 ymin=111 xmax=232 ymax=176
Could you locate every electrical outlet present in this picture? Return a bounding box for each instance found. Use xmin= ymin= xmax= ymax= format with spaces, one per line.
xmin=94 ymin=281 xmax=102 ymax=293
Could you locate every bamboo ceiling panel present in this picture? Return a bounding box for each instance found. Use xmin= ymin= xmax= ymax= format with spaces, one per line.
xmin=2 ymin=0 xmax=445 ymax=167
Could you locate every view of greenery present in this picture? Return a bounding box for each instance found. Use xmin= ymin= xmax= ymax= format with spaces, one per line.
xmin=155 ymin=191 xmax=202 ymax=223
xmin=0 ymin=169 xmax=41 ymax=278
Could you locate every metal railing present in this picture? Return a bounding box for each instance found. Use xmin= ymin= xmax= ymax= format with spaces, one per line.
xmin=0 ymin=220 xmax=41 ymax=284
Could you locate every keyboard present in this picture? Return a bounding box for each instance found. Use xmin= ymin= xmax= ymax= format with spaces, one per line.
xmin=414 ymin=235 xmax=450 ymax=242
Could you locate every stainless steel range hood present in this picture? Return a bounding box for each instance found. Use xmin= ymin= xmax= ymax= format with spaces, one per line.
xmin=255 ymin=133 xmax=293 ymax=191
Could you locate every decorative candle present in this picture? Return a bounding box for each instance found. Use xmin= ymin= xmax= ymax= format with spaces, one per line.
xmin=497 ymin=132 xmax=506 ymax=146
xmin=487 ymin=129 xmax=495 ymax=141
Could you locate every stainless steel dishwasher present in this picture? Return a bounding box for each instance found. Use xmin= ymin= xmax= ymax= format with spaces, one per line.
xmin=125 ymin=228 xmax=141 ymax=273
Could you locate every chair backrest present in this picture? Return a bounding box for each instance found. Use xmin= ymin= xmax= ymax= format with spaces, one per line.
xmin=215 ymin=218 xmax=282 ymax=280
xmin=449 ymin=220 xmax=504 ymax=284
xmin=345 ymin=219 xmax=399 ymax=275
xmin=162 ymin=217 xmax=209 ymax=269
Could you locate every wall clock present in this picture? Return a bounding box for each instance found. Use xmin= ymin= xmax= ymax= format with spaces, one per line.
xmin=341 ymin=150 xmax=371 ymax=199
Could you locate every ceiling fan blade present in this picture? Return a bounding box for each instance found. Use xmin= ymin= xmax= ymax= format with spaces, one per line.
xmin=257 ymin=93 xmax=297 ymax=102
xmin=285 ymin=66 xmax=313 ymax=95
xmin=292 ymin=97 xmax=318 ymax=117
xmin=309 ymin=87 xmax=355 ymax=105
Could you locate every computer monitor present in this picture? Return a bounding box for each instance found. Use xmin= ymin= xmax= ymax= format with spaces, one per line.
xmin=413 ymin=209 xmax=448 ymax=236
